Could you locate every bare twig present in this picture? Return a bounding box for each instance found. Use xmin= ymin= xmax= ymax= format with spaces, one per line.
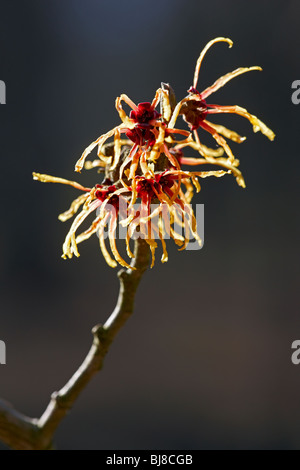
xmin=0 ymin=400 xmax=39 ymax=450
xmin=0 ymin=238 xmax=150 ymax=450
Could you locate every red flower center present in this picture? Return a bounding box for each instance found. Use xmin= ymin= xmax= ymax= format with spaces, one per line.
xmin=136 ymin=174 xmax=175 ymax=199
xmin=126 ymin=126 xmax=156 ymax=147
xmin=95 ymin=184 xmax=117 ymax=203
xmin=180 ymin=87 xmax=208 ymax=130
xmin=136 ymin=179 xmax=155 ymax=198
xmin=130 ymin=102 xmax=160 ymax=124
xmin=126 ymin=102 xmax=161 ymax=146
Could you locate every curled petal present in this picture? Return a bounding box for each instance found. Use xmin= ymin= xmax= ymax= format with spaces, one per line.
xmin=109 ymin=127 xmax=122 ymax=171
xmin=159 ymin=234 xmax=169 ymax=263
xmin=119 ymin=144 xmax=139 ymax=188
xmin=196 ymin=142 xmax=224 ymax=157
xmin=75 ymin=125 xmax=125 ymax=173
xmin=84 ymin=159 xmax=108 ymax=170
xmin=140 ymin=151 xmax=154 ymax=178
xmin=115 ymin=94 xmax=137 ymax=125
xmin=208 ymin=104 xmax=275 ymax=141
xmin=139 ymin=194 xmax=151 ymax=239
xmin=177 ymin=213 xmax=190 ymax=251
xmin=191 ymin=176 xmax=200 ymax=192
xmin=164 ymin=128 xmax=193 ymax=147
xmin=159 ymin=207 xmax=182 ymax=246
xmin=201 ymin=66 xmax=262 ymax=100
xmin=98 ymin=214 xmax=118 ymax=268
xmin=178 ymin=156 xmax=245 ymax=188
xmin=151 ymin=87 xmax=162 ymax=109
xmin=59 ymin=193 xmax=90 ymax=222
xmin=149 ymin=125 xmax=165 ymax=162
xmin=76 ymin=217 xmax=104 ymax=247
xmin=126 ymin=228 xmax=135 ymax=259
xmin=62 ymin=200 xmax=101 ymax=259
xmin=193 ymin=170 xmax=229 ymax=179
xmin=129 ymin=148 xmax=142 ymax=180
xmin=200 ymin=120 xmax=235 ymax=163
xmin=168 ymin=97 xmax=189 ymax=129
xmin=160 ymin=87 xmax=172 ymax=123
xmin=145 ymin=237 xmax=157 ymax=269
xmin=205 ymin=121 xmax=246 ymax=143
xmin=175 ymin=136 xmax=224 ymax=158
xmin=108 ymin=212 xmax=135 ymax=270
xmin=32 ymin=173 xmax=90 ymax=192
xmin=181 ymin=178 xmax=194 ymax=203
xmin=162 ymin=144 xmax=182 ymax=202
xmin=152 ymin=215 xmax=168 ymax=264
xmin=193 ymin=37 xmax=233 ymax=89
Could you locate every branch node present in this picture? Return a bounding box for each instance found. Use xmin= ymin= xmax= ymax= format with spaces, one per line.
xmin=51 ymin=391 xmax=62 ymax=405
xmin=118 ymin=268 xmax=129 ymax=282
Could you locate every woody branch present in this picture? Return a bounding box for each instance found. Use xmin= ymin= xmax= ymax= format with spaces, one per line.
xmin=0 ymin=238 xmax=150 ymax=450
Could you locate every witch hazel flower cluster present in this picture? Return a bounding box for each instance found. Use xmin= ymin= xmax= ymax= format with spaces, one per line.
xmin=33 ymin=37 xmax=274 ymax=270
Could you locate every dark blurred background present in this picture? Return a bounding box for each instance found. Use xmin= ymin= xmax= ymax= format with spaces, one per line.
xmin=0 ymin=0 xmax=299 ymax=450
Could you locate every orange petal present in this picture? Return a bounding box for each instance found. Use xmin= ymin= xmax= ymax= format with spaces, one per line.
xmin=204 ymin=121 xmax=246 ymax=143
xmin=32 ymin=172 xmax=90 ymax=191
xmin=200 ymin=120 xmax=235 ymax=163
xmin=75 ymin=125 xmax=124 ymax=173
xmin=98 ymin=216 xmax=118 ymax=268
xmin=201 ymin=66 xmax=262 ymax=99
xmin=59 ymin=193 xmax=89 ymax=222
xmin=193 ymin=37 xmax=233 ymax=89
xmin=208 ymin=104 xmax=275 ymax=141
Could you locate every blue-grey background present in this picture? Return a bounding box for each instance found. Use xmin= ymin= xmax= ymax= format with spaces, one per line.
xmin=0 ymin=0 xmax=299 ymax=450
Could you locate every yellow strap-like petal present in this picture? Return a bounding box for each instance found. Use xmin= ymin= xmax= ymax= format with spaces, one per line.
xmin=178 ymin=155 xmax=245 ymax=188
xmin=158 ymin=214 xmax=168 ymax=263
xmin=75 ymin=125 xmax=125 ymax=173
xmin=109 ymin=127 xmax=122 ymax=172
xmin=208 ymin=104 xmax=275 ymax=141
xmin=108 ymin=213 xmax=135 ymax=270
xmin=126 ymin=229 xmax=135 ymax=259
xmin=32 ymin=172 xmax=90 ymax=191
xmin=160 ymin=87 xmax=172 ymax=123
xmin=201 ymin=66 xmax=262 ymax=99
xmin=84 ymin=159 xmax=108 ymax=170
xmin=205 ymin=121 xmax=246 ymax=143
xmin=59 ymin=193 xmax=89 ymax=222
xmin=115 ymin=94 xmax=137 ymax=125
xmin=61 ymin=199 xmax=100 ymax=259
xmin=175 ymin=137 xmax=224 ymax=158
xmin=98 ymin=216 xmax=118 ymax=268
xmin=193 ymin=37 xmax=233 ymax=89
